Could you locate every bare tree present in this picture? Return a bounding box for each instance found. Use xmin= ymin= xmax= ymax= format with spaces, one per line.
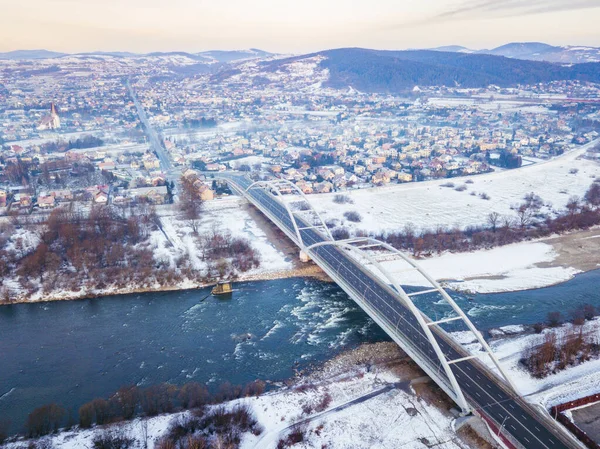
xmin=516 ymin=204 xmax=533 ymax=229
xmin=523 ymin=192 xmax=544 ymax=211
xmin=487 ymin=212 xmax=500 ymax=232
xmin=566 ymin=196 xmax=581 ymax=216
xmin=179 ymin=176 xmax=204 ymax=228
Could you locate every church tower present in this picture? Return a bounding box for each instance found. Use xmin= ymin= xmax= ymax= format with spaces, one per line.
xmin=37 ymin=103 xmax=61 ymax=130
xmin=49 ymin=102 xmax=60 ymax=129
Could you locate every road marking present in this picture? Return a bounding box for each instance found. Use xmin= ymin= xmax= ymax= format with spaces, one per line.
xmin=246 ymin=185 xmax=565 ymax=449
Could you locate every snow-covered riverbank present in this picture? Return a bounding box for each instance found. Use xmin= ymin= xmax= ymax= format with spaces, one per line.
xmin=2 ymin=343 xmax=481 ymax=449
xmin=378 ymin=240 xmax=583 ymax=293
xmin=456 ymin=318 xmax=600 ymax=409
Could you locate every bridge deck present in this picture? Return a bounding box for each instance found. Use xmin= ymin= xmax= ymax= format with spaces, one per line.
xmin=225 ymin=174 xmax=582 ymax=449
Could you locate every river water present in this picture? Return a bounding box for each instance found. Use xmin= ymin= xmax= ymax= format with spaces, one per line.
xmin=1 ymin=271 xmax=600 ymax=432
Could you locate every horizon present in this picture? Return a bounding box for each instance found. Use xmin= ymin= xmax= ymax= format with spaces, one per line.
xmin=2 ymin=0 xmax=600 ymax=54
xmin=3 ymin=40 xmax=600 ymax=57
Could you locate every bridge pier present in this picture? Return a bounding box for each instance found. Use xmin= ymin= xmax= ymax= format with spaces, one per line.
xmin=299 ymin=250 xmax=311 ymax=263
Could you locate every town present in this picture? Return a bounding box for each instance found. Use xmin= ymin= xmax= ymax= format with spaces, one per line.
xmin=1 ymin=53 xmax=600 ymax=213
xmin=2 ymin=46 xmax=600 ymax=449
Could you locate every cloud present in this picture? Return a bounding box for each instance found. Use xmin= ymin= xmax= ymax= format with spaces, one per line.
xmin=432 ymin=0 xmax=600 ymax=21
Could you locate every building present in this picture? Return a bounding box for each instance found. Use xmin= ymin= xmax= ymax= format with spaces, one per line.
xmin=37 ymin=103 xmax=61 ymax=131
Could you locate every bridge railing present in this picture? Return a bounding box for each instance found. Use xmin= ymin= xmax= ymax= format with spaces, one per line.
xmin=225 ymin=174 xmax=587 ymax=449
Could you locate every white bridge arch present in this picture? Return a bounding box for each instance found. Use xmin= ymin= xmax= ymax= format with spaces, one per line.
xmin=230 ymin=175 xmax=518 ymax=414
xmin=305 ymin=237 xmax=519 ymax=412
xmin=245 ymin=178 xmax=334 ymax=245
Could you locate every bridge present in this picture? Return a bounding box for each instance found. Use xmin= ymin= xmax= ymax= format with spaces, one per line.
xmin=223 ymin=173 xmax=585 ymax=449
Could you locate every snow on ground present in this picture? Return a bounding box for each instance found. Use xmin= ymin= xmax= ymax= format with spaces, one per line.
xmin=6 ymin=361 xmax=474 ymax=449
xmin=387 ymin=241 xmax=579 ymax=293
xmin=228 ymin=156 xmax=271 ymax=170
xmin=349 ymin=240 xmax=579 ymax=293
xmin=6 ymin=413 xmax=180 ymax=449
xmin=455 ymin=319 xmax=600 ymax=409
xmin=305 ymin=139 xmax=600 ymax=235
xmin=153 ymin=197 xmax=292 ymax=276
xmin=243 ymin=371 xmax=469 ymax=449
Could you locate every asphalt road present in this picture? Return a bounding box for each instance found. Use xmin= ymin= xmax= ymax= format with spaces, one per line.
xmin=225 ymin=174 xmax=581 ymax=449
xmin=126 ymin=79 xmax=173 ymax=172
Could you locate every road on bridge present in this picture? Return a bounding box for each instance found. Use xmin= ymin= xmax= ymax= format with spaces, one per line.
xmin=224 ymin=173 xmax=583 ymax=449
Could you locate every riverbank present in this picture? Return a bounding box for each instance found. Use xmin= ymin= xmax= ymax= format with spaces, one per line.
xmin=457 ymin=317 xmax=600 ymax=409
xmin=2 ymin=225 xmax=598 ymax=305
xmin=1 ymin=342 xmax=487 ymax=449
xmin=0 ymin=263 xmax=329 ymax=305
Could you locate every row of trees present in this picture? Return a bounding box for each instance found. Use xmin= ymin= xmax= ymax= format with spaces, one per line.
xmin=38 ymin=135 xmax=104 ymax=154
xmin=23 ymin=380 xmax=266 ymax=439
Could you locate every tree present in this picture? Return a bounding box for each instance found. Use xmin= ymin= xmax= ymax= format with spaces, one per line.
xmin=91 ymin=398 xmax=112 ymax=425
xmin=178 ymin=382 xmax=209 ymax=409
xmin=547 ymin=311 xmax=562 ymax=327
xmin=179 ymin=176 xmax=203 ymax=230
xmin=113 ymin=386 xmax=139 ymax=420
xmin=487 ymin=212 xmax=500 ymax=232
xmin=516 ymin=204 xmax=533 ymax=229
xmin=523 ymin=192 xmax=544 ymax=211
xmin=582 ymin=304 xmax=596 ymax=321
xmin=26 ymin=403 xmax=65 ymax=437
xmin=584 ymin=182 xmax=600 ymax=209
xmin=0 ymin=419 xmax=10 ymax=445
xmin=79 ymin=402 xmax=95 ymax=428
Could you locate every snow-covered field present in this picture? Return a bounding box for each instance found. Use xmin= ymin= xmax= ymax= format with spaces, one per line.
xmin=244 ymin=371 xmax=469 ymax=449
xmin=0 ymin=197 xmax=293 ymax=303
xmin=305 ymin=140 xmax=600 ymax=235
xmin=275 ymin=140 xmax=600 ymax=293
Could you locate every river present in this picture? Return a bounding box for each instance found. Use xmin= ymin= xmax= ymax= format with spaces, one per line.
xmin=1 ymin=271 xmax=600 ymax=433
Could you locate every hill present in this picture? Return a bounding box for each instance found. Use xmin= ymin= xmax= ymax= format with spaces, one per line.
xmin=0 ymin=49 xmax=68 ymax=60
xmin=198 ymin=48 xmax=274 ymax=62
xmin=262 ymin=48 xmax=600 ymax=93
xmin=484 ymin=42 xmax=558 ymax=58
xmin=427 ymin=42 xmax=600 ymax=64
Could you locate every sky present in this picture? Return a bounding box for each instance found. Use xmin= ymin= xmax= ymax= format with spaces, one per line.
xmin=1 ymin=0 xmax=600 ymax=53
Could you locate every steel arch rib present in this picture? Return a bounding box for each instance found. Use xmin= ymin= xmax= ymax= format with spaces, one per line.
xmin=307 ymin=237 xmax=518 ymax=395
xmin=372 ymin=239 xmax=520 ymax=394
xmin=246 ymin=179 xmax=334 ymax=245
xmin=271 ymin=177 xmax=334 ymax=241
xmin=246 ymin=180 xmax=304 ymax=245
xmin=305 ymin=239 xmax=472 ymax=412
